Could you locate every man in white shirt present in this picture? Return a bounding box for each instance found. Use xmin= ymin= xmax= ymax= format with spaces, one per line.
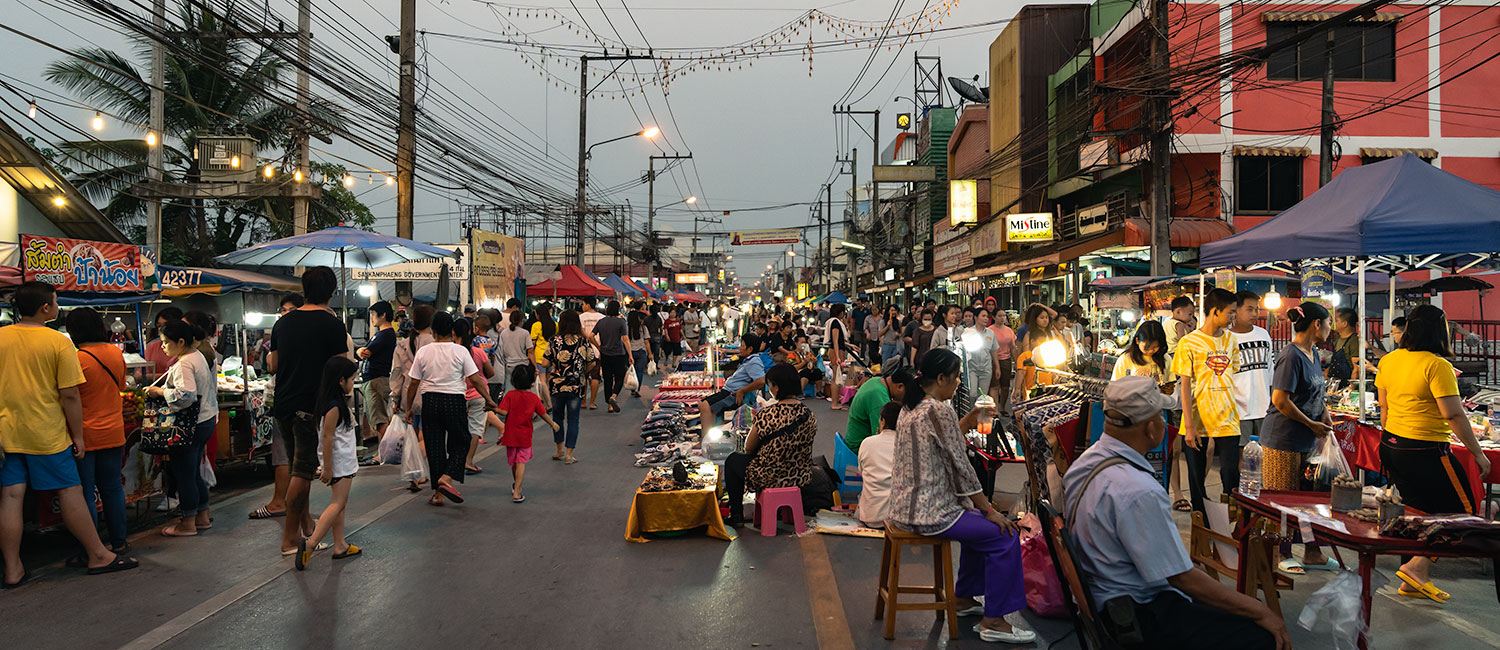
xmin=682 ymin=306 xmax=701 ymax=354
xmin=856 ymin=401 xmax=902 ymax=529
xmin=722 ymin=301 xmax=742 ymax=345
xmin=1228 ymin=290 xmax=1273 ymax=496
xmin=578 ymin=299 xmax=604 ymax=409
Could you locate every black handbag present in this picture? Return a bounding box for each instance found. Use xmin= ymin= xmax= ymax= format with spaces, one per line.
xmin=140 ymin=372 xmax=202 ymax=455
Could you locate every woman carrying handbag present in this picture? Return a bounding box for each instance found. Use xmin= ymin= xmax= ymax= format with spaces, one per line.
xmin=145 ymin=320 xmax=219 ymax=537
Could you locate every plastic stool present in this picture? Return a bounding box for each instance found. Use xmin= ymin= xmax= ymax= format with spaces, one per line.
xmin=874 ymin=521 xmax=958 ymax=640
xmin=752 ymin=487 xmax=806 ymax=536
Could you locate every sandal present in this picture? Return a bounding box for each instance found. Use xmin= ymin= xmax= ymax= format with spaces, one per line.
xmin=86 ymin=556 xmax=139 ymax=575
xmin=1277 ymin=558 xmax=1306 ymax=576
xmin=464 ymin=467 xmax=483 ymax=475
xmin=1396 ymin=570 xmax=1449 ymax=603
xmin=512 ymin=495 xmax=526 ymax=504
xmin=161 ymin=525 xmax=198 ymax=537
xmin=437 ymin=484 xmax=465 ymax=503
xmin=65 ymin=552 xmax=89 ymax=568
xmin=2 ymin=569 xmax=31 ymax=589
xmin=281 ymin=541 xmax=330 ymax=556
xmin=333 ymin=545 xmax=363 ymax=560
xmin=428 ymin=494 xmax=445 ymax=506
xmin=1172 ymin=498 xmax=1191 ymax=512
xmin=249 ymin=507 xmax=287 ymax=520
xmin=1303 ymin=557 xmax=1340 ymax=571
xmin=552 ymin=452 xmax=565 ymax=461
xmin=294 ymin=539 xmax=311 ymax=571
xmin=564 ymin=457 xmax=579 ymax=465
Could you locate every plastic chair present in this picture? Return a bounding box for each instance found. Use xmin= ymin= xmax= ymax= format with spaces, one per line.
xmin=752 ymin=486 xmax=806 ymax=536
xmin=833 ymin=431 xmax=863 ymax=503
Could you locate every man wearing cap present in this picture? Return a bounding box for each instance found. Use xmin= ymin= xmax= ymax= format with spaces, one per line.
xmin=1063 ymin=376 xmax=1288 ymax=650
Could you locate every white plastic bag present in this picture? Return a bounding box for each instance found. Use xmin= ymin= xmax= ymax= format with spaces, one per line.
xmin=1308 ymin=433 xmax=1353 ymax=483
xmin=200 ymin=454 xmax=217 ymax=489
xmin=378 ymin=419 xmax=410 ymax=465
xmin=623 ymin=367 xmax=640 ymax=393
xmin=1299 ymin=569 xmax=1385 ymax=650
xmin=399 ymin=423 xmax=427 ymax=482
xmin=646 ymin=361 xmax=658 ymax=376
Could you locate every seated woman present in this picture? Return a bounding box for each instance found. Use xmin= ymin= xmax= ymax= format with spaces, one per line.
xmin=890 ymin=348 xmax=1035 ymax=645
xmin=723 ymin=363 xmax=818 ymax=527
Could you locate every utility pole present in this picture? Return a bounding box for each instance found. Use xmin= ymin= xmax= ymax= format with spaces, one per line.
xmin=575 ymin=52 xmax=655 ymax=268
xmin=833 ymin=106 xmax=881 ymax=293
xmin=848 ymin=147 xmax=857 ymax=293
xmin=646 ymin=153 xmax=692 ymax=263
xmin=295 ymin=0 xmax=313 ymax=236
xmin=147 ymin=0 xmax=164 ymax=256
xmin=824 ymin=183 xmax=833 ymax=283
xmin=1319 ymin=30 xmax=1337 ymax=187
xmin=395 ymin=0 xmax=417 ymax=302
xmin=1147 ymin=0 xmax=1172 ymax=276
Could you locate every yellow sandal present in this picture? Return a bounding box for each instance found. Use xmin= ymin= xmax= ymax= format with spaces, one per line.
xmin=1396 ymin=570 xmax=1449 ymax=603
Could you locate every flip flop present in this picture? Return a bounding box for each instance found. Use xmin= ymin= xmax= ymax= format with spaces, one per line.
xmin=1173 ymin=499 xmax=1191 ymax=512
xmin=428 ymin=494 xmax=444 ymax=506
xmin=1277 ymin=558 xmax=1306 ymax=576
xmin=249 ymin=507 xmax=287 ymax=520
xmin=2 ymin=569 xmax=31 ymax=589
xmin=161 ymin=525 xmax=198 ymax=537
xmin=65 ymin=552 xmax=89 ymax=568
xmin=281 ymin=541 xmax=330 ymax=556
xmin=564 ymin=457 xmax=579 ymax=465
xmin=1303 ymin=557 xmax=1341 ymax=571
xmin=1396 ymin=570 xmax=1449 ymax=603
xmin=437 ymin=484 xmax=465 ymax=503
xmin=464 ymin=467 xmax=483 ymax=475
xmin=513 ymin=495 xmax=526 ymax=504
xmin=294 ymin=539 xmax=311 ymax=571
xmin=86 ymin=556 xmax=139 ymax=575
xmin=551 ymin=452 xmax=565 ymax=461
xmin=333 ymin=545 xmax=362 ymax=560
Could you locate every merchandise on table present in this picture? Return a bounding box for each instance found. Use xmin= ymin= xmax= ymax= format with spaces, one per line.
xmin=639 ymin=462 xmax=717 ymax=492
xmin=659 ymin=371 xmax=716 ymax=389
xmin=634 ymin=400 xmax=702 ymax=466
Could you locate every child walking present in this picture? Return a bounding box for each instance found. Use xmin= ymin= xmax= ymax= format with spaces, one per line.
xmin=496 ymin=365 xmax=558 ymax=503
xmin=298 ymin=356 xmax=363 ymax=570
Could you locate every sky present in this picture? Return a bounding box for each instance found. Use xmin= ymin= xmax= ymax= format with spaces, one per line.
xmin=4 ymin=0 xmax=1073 ymax=281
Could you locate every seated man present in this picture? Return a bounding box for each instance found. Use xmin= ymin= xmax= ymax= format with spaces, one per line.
xmin=855 ymin=400 xmax=902 ymax=529
xmin=791 ymin=332 xmax=825 ymax=391
xmin=1063 ymin=376 xmax=1289 ymax=650
xmin=698 ymin=333 xmax=766 ymax=427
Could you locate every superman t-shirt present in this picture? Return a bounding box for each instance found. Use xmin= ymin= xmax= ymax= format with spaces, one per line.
xmin=1170 ymin=329 xmax=1241 ymax=438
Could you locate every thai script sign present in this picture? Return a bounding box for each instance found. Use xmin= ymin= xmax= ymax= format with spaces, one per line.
xmin=21 ymin=234 xmax=145 ymax=292
xmin=730 ymin=229 xmax=800 ymax=246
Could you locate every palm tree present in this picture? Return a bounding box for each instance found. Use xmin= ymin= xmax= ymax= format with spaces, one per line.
xmin=43 ymin=1 xmax=370 ymax=266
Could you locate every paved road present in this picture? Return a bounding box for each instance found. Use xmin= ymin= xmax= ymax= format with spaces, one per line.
xmin=2 ymin=389 xmax=1497 ymax=649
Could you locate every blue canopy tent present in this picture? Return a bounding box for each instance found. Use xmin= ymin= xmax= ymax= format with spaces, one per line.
xmin=821 ymin=290 xmax=849 ymax=305
xmin=600 ymin=273 xmax=644 ymax=297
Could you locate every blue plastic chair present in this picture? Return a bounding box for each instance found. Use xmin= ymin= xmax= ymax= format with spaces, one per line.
xmin=834 ymin=431 xmax=863 ymax=503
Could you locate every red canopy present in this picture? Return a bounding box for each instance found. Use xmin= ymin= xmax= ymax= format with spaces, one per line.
xmin=672 ymin=290 xmax=708 ymax=302
xmin=526 ymin=265 xmax=615 ymax=297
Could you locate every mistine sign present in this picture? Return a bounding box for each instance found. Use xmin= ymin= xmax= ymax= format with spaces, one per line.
xmin=1005 ymin=213 xmax=1054 ymax=242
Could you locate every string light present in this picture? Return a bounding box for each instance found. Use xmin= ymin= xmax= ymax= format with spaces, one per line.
xmin=51 ymin=195 xmax=66 ymax=207
xmin=263 ymin=165 xmax=276 ymax=178
xmin=294 ymin=169 xmax=304 ymax=182
xmin=91 ymin=111 xmax=104 ymax=131
xmin=230 ymin=155 xmax=241 ymax=169
xmin=385 ymin=175 xmax=394 ymax=186
xmin=145 ymin=131 xmax=157 ymax=146
xmin=28 ymin=102 xmax=36 ymax=119
xmin=343 ymin=175 xmax=355 ymax=188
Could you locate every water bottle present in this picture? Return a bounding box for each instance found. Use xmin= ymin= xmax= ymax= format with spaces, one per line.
xmin=1239 ymin=440 xmax=1263 ymax=499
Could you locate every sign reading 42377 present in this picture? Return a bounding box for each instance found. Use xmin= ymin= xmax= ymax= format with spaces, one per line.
xmin=21 ymin=234 xmax=146 ymax=292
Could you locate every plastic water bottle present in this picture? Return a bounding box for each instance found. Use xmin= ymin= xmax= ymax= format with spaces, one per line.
xmin=1239 ymin=440 xmax=1263 ymax=499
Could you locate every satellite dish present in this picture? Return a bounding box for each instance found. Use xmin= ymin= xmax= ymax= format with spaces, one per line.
xmin=948 ymin=76 xmax=989 ymax=104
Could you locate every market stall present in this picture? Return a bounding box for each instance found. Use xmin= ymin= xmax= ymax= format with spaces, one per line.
xmin=524 ymin=264 xmax=614 ymax=298
xmin=625 ymin=463 xmax=734 ymax=543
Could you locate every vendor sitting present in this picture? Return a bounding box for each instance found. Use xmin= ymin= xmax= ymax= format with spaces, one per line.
xmin=698 ymin=333 xmax=766 ymax=427
xmin=723 ymin=363 xmax=819 ymax=527
xmin=1064 ymin=375 xmax=1289 ymax=650
xmin=855 ymin=401 xmax=902 ymax=529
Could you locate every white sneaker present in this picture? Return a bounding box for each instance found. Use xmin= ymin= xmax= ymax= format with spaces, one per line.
xmin=156 ymin=497 xmax=179 ymax=512
xmin=973 ymin=623 xmax=1037 ymax=644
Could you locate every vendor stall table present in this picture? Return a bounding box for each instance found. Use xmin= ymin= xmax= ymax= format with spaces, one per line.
xmin=625 ymin=464 xmax=734 ymax=543
xmin=1329 ymin=413 xmax=1500 ymax=517
xmin=1233 ymin=490 xmax=1500 ymax=650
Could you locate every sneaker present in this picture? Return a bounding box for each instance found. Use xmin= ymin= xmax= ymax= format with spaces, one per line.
xmin=973 ymin=624 xmax=1037 ymax=644
xmin=156 ymin=497 xmax=179 ymax=512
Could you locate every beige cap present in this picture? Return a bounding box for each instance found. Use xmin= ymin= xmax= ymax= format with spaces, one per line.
xmin=1104 ymin=375 xmax=1178 ymax=426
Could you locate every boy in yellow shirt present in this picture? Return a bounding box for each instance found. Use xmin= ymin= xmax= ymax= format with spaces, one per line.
xmin=1171 ymin=288 xmax=1241 ymax=515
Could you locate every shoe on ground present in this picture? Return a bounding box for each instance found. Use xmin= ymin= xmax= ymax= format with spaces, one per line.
xmin=973 ymin=623 xmax=1037 ymax=644
xmin=156 ymin=497 xmax=179 ymax=512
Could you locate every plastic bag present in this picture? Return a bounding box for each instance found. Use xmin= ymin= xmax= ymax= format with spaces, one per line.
xmin=399 ymin=424 xmax=427 ymax=482
xmin=1309 ymin=432 xmax=1353 ymax=484
xmin=1298 ymin=569 xmax=1385 ymax=650
xmin=200 ymin=454 xmax=217 ymax=489
xmin=1017 ymin=513 xmax=1068 ymax=618
xmin=378 ymin=419 xmax=410 ymax=465
xmin=624 ymin=366 xmax=640 ymax=393
xmin=646 ymin=361 xmax=658 ymax=376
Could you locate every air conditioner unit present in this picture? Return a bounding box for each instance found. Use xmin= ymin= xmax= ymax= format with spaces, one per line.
xmin=195 ymin=135 xmax=258 ymax=183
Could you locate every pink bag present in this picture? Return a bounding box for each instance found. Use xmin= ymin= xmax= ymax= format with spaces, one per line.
xmin=1017 ymin=513 xmax=1068 ymax=618
xmin=840 ymin=385 xmax=858 ymax=405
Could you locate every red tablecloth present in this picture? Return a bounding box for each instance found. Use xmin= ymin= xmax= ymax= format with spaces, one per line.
xmin=1330 ymin=413 xmax=1500 ymax=508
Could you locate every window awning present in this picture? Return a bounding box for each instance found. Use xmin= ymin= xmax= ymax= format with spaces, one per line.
xmin=1359 ymin=147 xmax=1438 ymax=159
xmin=1262 ymin=11 xmax=1402 ymax=22
xmin=1124 ymin=218 xmax=1236 ymax=248
xmin=1232 ymin=145 xmax=1310 ymax=158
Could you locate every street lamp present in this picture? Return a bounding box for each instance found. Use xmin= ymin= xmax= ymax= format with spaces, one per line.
xmin=586 ymin=126 xmax=660 ymax=158
xmin=578 ymin=126 xmax=660 ymax=265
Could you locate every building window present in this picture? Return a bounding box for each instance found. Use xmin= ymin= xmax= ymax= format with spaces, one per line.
xmin=1266 ymin=23 xmax=1396 ymax=82
xmin=1236 ymin=156 xmax=1303 ymax=214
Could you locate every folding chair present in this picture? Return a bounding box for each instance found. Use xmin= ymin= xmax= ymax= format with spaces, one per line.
xmin=1037 ymin=500 xmax=1121 ymax=650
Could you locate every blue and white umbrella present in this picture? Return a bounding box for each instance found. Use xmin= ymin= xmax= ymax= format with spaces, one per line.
xmin=214 ymin=226 xmax=459 ymax=269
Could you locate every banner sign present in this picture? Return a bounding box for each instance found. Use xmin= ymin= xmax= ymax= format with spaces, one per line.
xmin=469 ymin=230 xmax=524 ymax=308
xmin=1006 ymin=213 xmax=1054 ymax=242
xmin=1214 ymin=269 xmax=1237 ymax=292
xmin=1300 ymin=260 xmax=1333 ymax=298
xmin=949 ymin=179 xmax=978 ymax=226
xmin=675 ymin=273 xmax=709 ymax=284
xmin=352 ymin=244 xmax=468 ymax=281
xmin=730 ymin=229 xmax=800 ymax=246
xmin=21 ymin=234 xmax=146 ymax=292
xmin=796 ymin=283 xmax=809 ymax=300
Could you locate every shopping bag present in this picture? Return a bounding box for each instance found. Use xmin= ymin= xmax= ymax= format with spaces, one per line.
xmin=623 ymin=367 xmax=640 ymax=393
xmin=1309 ymin=432 xmax=1353 ymax=484
xmin=1017 ymin=513 xmax=1068 ymax=618
xmin=378 ymin=419 xmax=410 ymax=465
xmin=199 ymin=454 xmax=217 ymax=489
xmin=1298 ymin=569 xmax=1385 ymax=650
xmin=646 ymin=361 xmax=658 ymax=376
xmin=399 ymin=424 xmax=427 ymax=482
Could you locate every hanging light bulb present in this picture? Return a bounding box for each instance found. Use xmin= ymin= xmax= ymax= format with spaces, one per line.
xmin=51 ymin=195 xmax=66 ymax=207
xmin=91 ymin=111 xmax=104 ymax=131
xmin=1263 ymin=287 xmax=1283 ymax=310
xmin=263 ymin=165 xmax=276 ymax=179
xmin=230 ymin=155 xmax=241 ymax=169
xmin=145 ymin=131 xmax=157 ymax=146
xmin=343 ymin=175 xmax=354 ymax=188
xmin=28 ymin=102 xmax=37 ymax=119
xmin=294 ymin=168 xmax=304 ymax=182
xmin=385 ymin=175 xmax=394 ymax=186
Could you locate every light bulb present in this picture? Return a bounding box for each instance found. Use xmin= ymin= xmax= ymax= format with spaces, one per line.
xmin=294 ymin=169 xmax=304 ymax=182
xmin=961 ymin=330 xmax=983 ymax=352
xmin=28 ymin=102 xmax=36 ymax=119
xmin=1327 ymin=292 xmax=1342 ymax=307
xmin=1263 ymin=289 xmax=1283 ymax=310
xmin=91 ymin=111 xmax=104 ymax=131
xmin=263 ymin=165 xmax=276 ymax=178
xmin=1120 ymin=310 xmax=1137 ymax=323
xmin=1037 ymin=339 xmax=1068 ymax=368
xmin=385 ymin=175 xmax=394 ymax=186
xmin=145 ymin=131 xmax=157 ymax=146
xmin=230 ymin=155 xmax=241 ymax=169
xmin=51 ymin=195 xmax=66 ymax=207
xmin=243 ymin=312 xmax=265 ymax=327
xmin=343 ymin=175 xmax=354 ymax=188
xmin=358 ymin=283 xmax=376 ymax=297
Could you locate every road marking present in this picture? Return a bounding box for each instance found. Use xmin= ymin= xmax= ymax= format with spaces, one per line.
xmin=799 ymin=532 xmax=857 ymax=650
xmin=119 ymin=444 xmax=505 ymax=649
xmin=1378 ymin=586 xmax=1500 ymax=647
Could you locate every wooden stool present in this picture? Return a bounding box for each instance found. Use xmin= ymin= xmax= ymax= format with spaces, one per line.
xmin=874 ymin=521 xmax=959 ymax=640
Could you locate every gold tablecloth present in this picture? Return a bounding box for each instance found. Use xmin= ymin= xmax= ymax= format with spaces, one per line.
xmin=624 ymin=467 xmax=735 ymax=543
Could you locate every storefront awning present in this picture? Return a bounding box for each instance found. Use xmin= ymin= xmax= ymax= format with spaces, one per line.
xmin=1359 ymin=147 xmax=1438 ymax=159
xmin=969 ymin=230 xmax=1127 ymax=278
xmin=1124 ymin=218 xmax=1235 ymax=248
xmin=1231 ymin=145 xmax=1310 ymax=158
xmin=1262 ymin=11 xmax=1402 ymax=22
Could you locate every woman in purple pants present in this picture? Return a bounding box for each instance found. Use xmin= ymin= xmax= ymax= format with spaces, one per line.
xmin=889 ymin=348 xmax=1035 ymax=645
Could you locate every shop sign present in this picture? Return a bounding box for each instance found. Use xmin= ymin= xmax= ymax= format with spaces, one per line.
xmin=1078 ymin=203 xmax=1109 ymax=236
xmin=1300 ymin=261 xmax=1333 ymax=298
xmin=969 ymin=218 xmax=1005 ymax=258
xmin=934 ymin=237 xmax=973 ymax=276
xmin=469 ymin=230 xmax=523 ymax=308
xmin=796 ymin=283 xmax=809 ymax=300
xmin=986 ymin=276 xmax=1018 ymax=289
xmin=1214 ymin=269 xmax=1237 ymax=292
xmin=730 ymin=228 xmax=800 ymax=246
xmin=20 ymin=234 xmax=148 ymax=292
xmin=1006 ymin=213 xmax=1054 ymax=242
xmin=883 ymin=268 xmax=895 ymax=282
xmin=949 ymin=179 xmax=978 ymax=227
xmin=353 ymin=244 xmax=468 ymax=281
xmin=1079 ymin=139 xmax=1111 ymax=170
xmin=933 ymin=219 xmax=962 ymax=247
xmin=675 ymin=273 xmax=709 ymax=284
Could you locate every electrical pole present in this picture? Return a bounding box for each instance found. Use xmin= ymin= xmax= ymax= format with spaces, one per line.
xmin=395 ymin=0 xmax=417 ymax=302
xmin=849 ymin=147 xmax=857 ymax=293
xmin=647 ymin=153 xmax=692 ymax=269
xmin=833 ymin=106 xmax=881 ymax=294
xmin=295 ymin=0 xmax=313 ymax=236
xmin=1148 ymin=0 xmax=1172 ymax=276
xmin=824 ymin=183 xmax=833 ymax=284
xmin=1320 ymin=31 xmax=1336 ymax=187
xmin=147 ymin=0 xmax=164 ymax=256
xmin=575 ymin=56 xmax=589 ymax=268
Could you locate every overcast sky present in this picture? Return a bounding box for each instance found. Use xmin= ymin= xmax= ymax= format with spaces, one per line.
xmin=6 ymin=0 xmax=1066 ymax=280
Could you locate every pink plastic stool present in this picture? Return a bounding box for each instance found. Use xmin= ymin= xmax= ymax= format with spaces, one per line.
xmin=753 ymin=487 xmax=806 ymax=536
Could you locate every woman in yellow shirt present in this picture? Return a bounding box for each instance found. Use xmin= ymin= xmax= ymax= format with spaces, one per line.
xmin=1375 ymin=304 xmax=1490 ymax=603
xmin=529 ymin=304 xmax=555 ymax=403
